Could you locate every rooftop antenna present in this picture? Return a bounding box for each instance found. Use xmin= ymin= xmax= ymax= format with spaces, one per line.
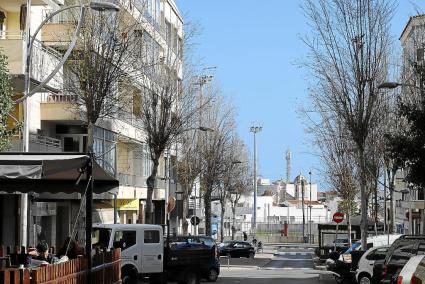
xmin=286 ymin=149 xmax=291 ymax=183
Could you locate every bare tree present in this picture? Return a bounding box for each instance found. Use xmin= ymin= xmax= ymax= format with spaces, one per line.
xmin=302 ymin=0 xmax=395 ymax=248
xmin=177 ymin=129 xmax=203 ymax=235
xmin=199 ymin=95 xmax=236 ymax=236
xmin=63 ymin=5 xmax=143 ymax=150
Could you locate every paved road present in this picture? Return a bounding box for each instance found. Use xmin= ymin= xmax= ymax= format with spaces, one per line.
xmin=263 ymin=245 xmax=315 ymax=270
xmin=216 ymin=245 xmax=334 ymax=284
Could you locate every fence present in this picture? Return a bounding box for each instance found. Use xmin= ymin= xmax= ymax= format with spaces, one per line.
xmin=0 ymin=246 xmax=121 ymax=284
xmin=224 ymin=221 xmax=321 ymax=244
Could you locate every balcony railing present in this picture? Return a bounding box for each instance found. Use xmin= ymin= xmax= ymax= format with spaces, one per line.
xmin=30 ymin=133 xmax=61 ymax=148
xmin=40 ymin=93 xmax=78 ymax=103
xmin=0 ymin=31 xmax=62 ymax=89
xmin=118 ymin=173 xmax=166 ymax=188
xmin=0 ymin=30 xmax=24 ymax=40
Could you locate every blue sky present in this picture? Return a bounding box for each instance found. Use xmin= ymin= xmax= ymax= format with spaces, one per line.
xmin=176 ymin=0 xmax=425 ymax=190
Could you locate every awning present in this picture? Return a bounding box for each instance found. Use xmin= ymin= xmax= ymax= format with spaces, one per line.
xmin=0 ymin=153 xmax=118 ymax=194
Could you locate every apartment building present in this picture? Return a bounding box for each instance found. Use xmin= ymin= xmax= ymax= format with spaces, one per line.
xmin=391 ymin=14 xmax=425 ymax=234
xmin=0 ymin=0 xmax=184 ymax=248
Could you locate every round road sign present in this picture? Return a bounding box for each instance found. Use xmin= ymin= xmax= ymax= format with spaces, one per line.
xmin=333 ymin=212 xmax=344 ymax=223
xmin=190 ymin=216 xmax=200 ymax=226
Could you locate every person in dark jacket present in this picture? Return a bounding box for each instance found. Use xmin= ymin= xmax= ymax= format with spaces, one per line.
xmin=34 ymin=241 xmax=55 ymax=264
xmin=243 ymin=232 xmax=247 ymax=241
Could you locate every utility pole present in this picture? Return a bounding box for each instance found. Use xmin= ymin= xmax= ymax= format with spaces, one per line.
xmin=301 ymin=177 xmax=306 ymax=243
xmin=250 ymin=125 xmax=262 ymax=234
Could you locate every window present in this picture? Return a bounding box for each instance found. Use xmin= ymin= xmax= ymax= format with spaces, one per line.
xmin=92 ymin=228 xmax=112 ymax=248
xmin=366 ymin=247 xmax=388 ymax=261
xmin=388 ymin=241 xmax=416 ymax=266
xmin=166 ymin=20 xmax=171 ymax=47
xmin=417 ymin=48 xmax=424 ymax=62
xmin=417 ymin=243 xmax=425 ymax=255
xmin=113 ymin=230 xmax=136 ymax=251
xmin=144 ymin=230 xmax=160 ymax=243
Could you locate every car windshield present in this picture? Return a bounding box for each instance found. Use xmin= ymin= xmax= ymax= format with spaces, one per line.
xmin=344 ymin=241 xmax=361 ymax=254
xmin=219 ymin=242 xmax=231 ymax=247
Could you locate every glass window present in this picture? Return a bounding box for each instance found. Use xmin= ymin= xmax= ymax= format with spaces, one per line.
xmin=388 ymin=242 xmax=416 ymax=266
xmin=144 ymin=230 xmax=160 ymax=243
xmin=417 ymin=243 xmax=425 ymax=255
xmin=92 ymin=228 xmax=112 ymax=248
xmin=114 ymin=230 xmax=137 ymax=251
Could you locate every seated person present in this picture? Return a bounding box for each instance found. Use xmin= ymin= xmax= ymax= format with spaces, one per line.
xmin=32 ymin=241 xmax=56 ymax=264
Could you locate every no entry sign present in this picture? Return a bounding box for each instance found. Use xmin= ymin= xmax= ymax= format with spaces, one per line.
xmin=333 ymin=212 xmax=344 ymax=224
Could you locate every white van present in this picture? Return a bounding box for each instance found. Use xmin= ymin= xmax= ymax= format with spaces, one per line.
xmin=340 ymin=234 xmax=402 ymax=263
xmin=92 ymin=224 xmax=164 ymax=283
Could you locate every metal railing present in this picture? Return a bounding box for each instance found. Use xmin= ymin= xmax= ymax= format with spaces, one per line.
xmin=42 ymin=8 xmax=78 ymax=24
xmin=0 ymin=30 xmax=23 ymax=40
xmin=40 ymin=93 xmax=78 ymax=103
xmin=29 ymin=133 xmax=61 ymax=148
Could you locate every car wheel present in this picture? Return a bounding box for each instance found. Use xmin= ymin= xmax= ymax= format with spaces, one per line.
xmin=359 ymin=274 xmax=371 ymax=284
xmin=121 ymin=266 xmax=138 ymax=284
xmin=179 ymin=270 xmax=200 ymax=284
xmin=248 ymin=252 xmax=255 ymax=258
xmin=207 ymin=268 xmax=219 ymax=282
xmin=333 ymin=274 xmax=344 ymax=284
xmin=227 ymin=253 xmax=232 ymax=258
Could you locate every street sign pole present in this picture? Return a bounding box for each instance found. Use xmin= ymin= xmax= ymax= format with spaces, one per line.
xmin=333 ymin=212 xmax=344 ymax=251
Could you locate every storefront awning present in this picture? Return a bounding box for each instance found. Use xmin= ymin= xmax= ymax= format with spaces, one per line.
xmin=0 ymin=153 xmax=118 ymax=194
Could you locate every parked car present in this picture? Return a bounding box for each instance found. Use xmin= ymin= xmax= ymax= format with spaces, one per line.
xmin=375 ymin=235 xmax=425 ymax=284
xmin=355 ymin=245 xmax=390 ymax=284
xmin=395 ymin=255 xmax=425 ymax=284
xmin=218 ymin=241 xmax=255 ymax=258
xmin=169 ymin=235 xmax=220 ymax=282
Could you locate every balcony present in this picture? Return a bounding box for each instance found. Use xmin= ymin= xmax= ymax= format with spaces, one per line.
xmin=0 ymin=31 xmax=62 ymax=93
xmin=41 ymin=9 xmax=77 ymax=47
xmin=40 ymin=93 xmax=81 ymax=121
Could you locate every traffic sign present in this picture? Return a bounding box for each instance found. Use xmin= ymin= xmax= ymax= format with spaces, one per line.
xmin=333 ymin=212 xmax=344 ymax=223
xmin=190 ymin=216 xmax=200 ymax=226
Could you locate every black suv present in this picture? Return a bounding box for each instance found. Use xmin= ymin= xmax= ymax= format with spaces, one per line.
xmin=167 ymin=235 xmax=220 ymax=282
xmin=375 ymin=235 xmax=425 ymax=284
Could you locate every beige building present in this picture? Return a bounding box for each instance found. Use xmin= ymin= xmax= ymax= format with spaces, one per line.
xmin=0 ymin=0 xmax=184 ymax=248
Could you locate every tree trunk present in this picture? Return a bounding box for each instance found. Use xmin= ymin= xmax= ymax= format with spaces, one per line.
xmin=87 ymin=122 xmax=95 ymax=152
xmin=182 ymin=190 xmax=189 ymax=235
xmin=146 ymin=157 xmax=160 ymax=224
xmin=374 ymin=179 xmax=379 ymax=236
xmin=204 ymin=189 xmax=212 ymax=236
xmin=347 ymin=213 xmax=352 ymax=246
xmin=359 ymin=149 xmax=368 ymax=250
xmin=220 ymin=201 xmax=225 ymax=243
xmin=389 ymin=169 xmax=396 ymax=234
xmin=231 ymin=204 xmax=236 ymax=240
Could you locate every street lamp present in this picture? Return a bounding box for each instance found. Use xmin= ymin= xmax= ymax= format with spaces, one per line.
xmin=309 ymin=171 xmax=312 ymax=244
xmin=250 ymin=124 xmax=262 ymax=233
xmin=378 ymin=81 xmax=421 ymax=90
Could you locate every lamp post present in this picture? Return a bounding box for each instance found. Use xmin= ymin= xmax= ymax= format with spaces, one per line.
xmin=309 ymin=171 xmax=312 ymax=244
xmin=18 ymin=0 xmax=119 ymax=248
xmin=250 ymin=125 xmax=262 ymax=233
